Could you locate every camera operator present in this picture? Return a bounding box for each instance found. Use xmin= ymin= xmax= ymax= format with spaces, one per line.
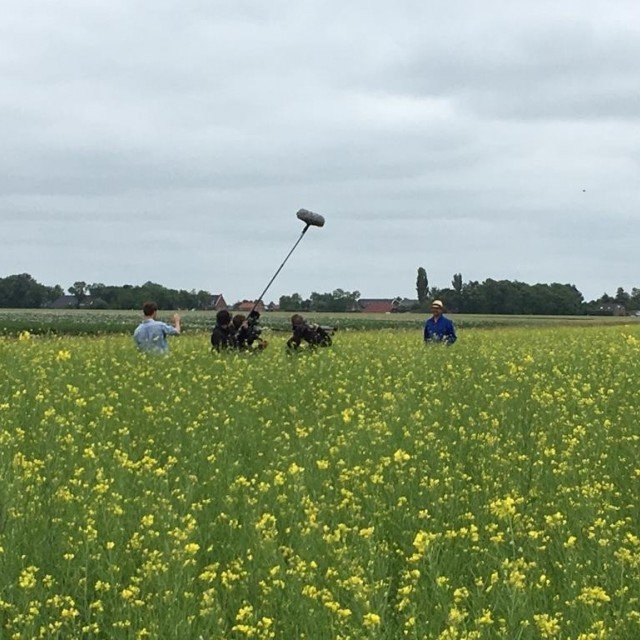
xmin=234 ymin=311 xmax=268 ymax=352
xmin=211 ymin=309 xmax=236 ymax=351
xmin=286 ymin=314 xmax=334 ymax=350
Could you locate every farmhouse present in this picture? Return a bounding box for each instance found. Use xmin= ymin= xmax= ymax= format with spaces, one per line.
xmin=356 ymin=298 xmax=402 ymax=313
xmin=208 ymin=294 xmax=227 ymax=311
xmin=394 ymin=298 xmax=420 ymax=312
xmin=50 ymin=295 xmax=95 ymax=309
xmin=234 ymin=300 xmax=266 ymax=313
xmin=598 ymin=303 xmax=627 ymax=316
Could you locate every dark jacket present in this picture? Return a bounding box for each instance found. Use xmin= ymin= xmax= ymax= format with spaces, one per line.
xmin=287 ymin=322 xmax=321 ymax=348
xmin=211 ymin=324 xmax=235 ymax=351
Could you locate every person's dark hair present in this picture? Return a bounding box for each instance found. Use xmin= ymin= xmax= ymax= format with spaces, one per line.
xmin=291 ymin=314 xmax=305 ymax=326
xmin=216 ymin=309 xmax=231 ymax=325
xmin=232 ymin=314 xmax=246 ymax=329
xmin=142 ymin=301 xmax=158 ymax=317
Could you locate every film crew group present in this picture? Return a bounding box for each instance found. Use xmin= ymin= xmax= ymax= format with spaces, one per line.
xmin=211 ymin=309 xmax=334 ymax=353
xmin=133 ymin=297 xmax=455 ymax=355
xmin=211 ymin=309 xmax=268 ymax=352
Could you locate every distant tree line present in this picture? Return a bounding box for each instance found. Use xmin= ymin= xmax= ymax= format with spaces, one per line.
xmin=1 ymin=272 xmax=639 ymax=315
xmin=279 ymin=289 xmax=361 ymax=312
xmin=416 ymin=268 xmax=640 ymax=315
xmin=0 ymin=274 xmax=63 ymax=308
xmin=87 ymin=282 xmax=212 ymax=310
xmin=0 ymin=275 xmax=213 ymax=310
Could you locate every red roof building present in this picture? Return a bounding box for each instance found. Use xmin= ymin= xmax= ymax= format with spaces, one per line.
xmin=209 ymin=294 xmax=227 ymax=311
xmin=234 ymin=300 xmax=266 ymax=313
xmin=357 ymin=298 xmax=401 ymax=313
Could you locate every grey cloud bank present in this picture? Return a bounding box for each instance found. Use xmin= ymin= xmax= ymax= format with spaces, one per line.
xmin=1 ymin=0 xmax=639 ymax=303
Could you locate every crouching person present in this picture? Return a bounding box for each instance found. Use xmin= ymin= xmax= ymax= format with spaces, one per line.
xmin=234 ymin=312 xmax=268 ymax=352
xmin=286 ymin=314 xmax=334 ymax=351
xmin=211 ymin=309 xmax=235 ymax=351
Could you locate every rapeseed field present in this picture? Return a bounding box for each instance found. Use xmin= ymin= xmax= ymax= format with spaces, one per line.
xmin=0 ymin=326 xmax=639 ymax=639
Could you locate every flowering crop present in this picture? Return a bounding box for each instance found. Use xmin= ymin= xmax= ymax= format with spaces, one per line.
xmin=0 ymin=326 xmax=639 ymax=639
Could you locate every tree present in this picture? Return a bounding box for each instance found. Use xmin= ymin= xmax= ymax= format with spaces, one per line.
xmin=445 ymin=273 xmax=464 ymax=312
xmin=49 ymin=284 xmax=64 ymax=303
xmin=279 ymin=293 xmax=305 ymax=311
xmin=68 ymin=281 xmax=88 ymax=307
xmin=196 ymin=290 xmax=213 ymax=310
xmin=615 ymin=287 xmax=630 ymax=307
xmin=0 ymin=273 xmax=58 ymax=308
xmin=416 ymin=267 xmax=429 ymax=307
xmin=309 ymin=289 xmax=360 ymax=312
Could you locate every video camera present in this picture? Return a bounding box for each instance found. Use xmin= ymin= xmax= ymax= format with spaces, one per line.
xmin=245 ymin=310 xmax=263 ymax=342
xmin=287 ymin=319 xmax=337 ymax=351
xmin=235 ymin=310 xmax=268 ymax=351
xmin=311 ymin=324 xmax=337 ymax=347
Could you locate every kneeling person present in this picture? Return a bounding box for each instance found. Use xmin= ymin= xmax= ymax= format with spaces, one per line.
xmin=234 ymin=312 xmax=268 ymax=352
xmin=287 ymin=314 xmax=334 ymax=350
xmin=211 ymin=309 xmax=235 ymax=351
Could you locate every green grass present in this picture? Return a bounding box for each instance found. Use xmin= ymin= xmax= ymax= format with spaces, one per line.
xmin=0 ymin=307 xmax=637 ymax=336
xmin=0 ymin=325 xmax=639 ymax=638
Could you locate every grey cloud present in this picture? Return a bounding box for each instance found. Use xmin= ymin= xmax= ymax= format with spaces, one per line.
xmin=370 ymin=8 xmax=640 ymax=120
xmin=1 ymin=0 xmax=639 ymax=302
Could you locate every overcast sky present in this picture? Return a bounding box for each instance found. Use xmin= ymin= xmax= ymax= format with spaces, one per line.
xmin=1 ymin=0 xmax=639 ymax=302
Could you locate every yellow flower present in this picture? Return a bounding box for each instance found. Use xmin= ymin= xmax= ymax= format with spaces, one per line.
xmin=477 ymin=609 xmax=493 ymax=625
xmin=577 ymin=586 xmax=610 ymax=606
xmin=288 ymin=462 xmax=304 ymax=475
xmin=363 ymin=612 xmax=381 ymax=628
xmin=18 ymin=566 xmax=38 ymax=589
xmin=489 ymin=495 xmax=517 ymax=519
xmin=533 ymin=613 xmax=561 ymax=638
xmin=141 ymin=514 xmax=154 ymax=527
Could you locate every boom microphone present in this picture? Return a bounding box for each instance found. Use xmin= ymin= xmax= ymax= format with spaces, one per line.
xmin=249 ymin=208 xmax=326 ymax=314
xmin=297 ymin=209 xmax=325 ymax=228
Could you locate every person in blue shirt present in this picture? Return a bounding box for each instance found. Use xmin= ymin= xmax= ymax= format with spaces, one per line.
xmin=424 ymin=299 xmax=456 ymax=345
xmin=133 ymin=301 xmax=181 ymax=354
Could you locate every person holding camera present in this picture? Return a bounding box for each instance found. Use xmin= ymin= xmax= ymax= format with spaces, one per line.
xmin=424 ymin=299 xmax=457 ymax=345
xmin=133 ymin=301 xmax=181 ymax=354
xmin=234 ymin=311 xmax=268 ymax=351
xmin=286 ymin=314 xmax=334 ymax=350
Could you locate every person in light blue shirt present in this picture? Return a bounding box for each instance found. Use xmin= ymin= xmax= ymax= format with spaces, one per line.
xmin=133 ymin=301 xmax=181 ymax=354
xmin=424 ymin=299 xmax=456 ymax=345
